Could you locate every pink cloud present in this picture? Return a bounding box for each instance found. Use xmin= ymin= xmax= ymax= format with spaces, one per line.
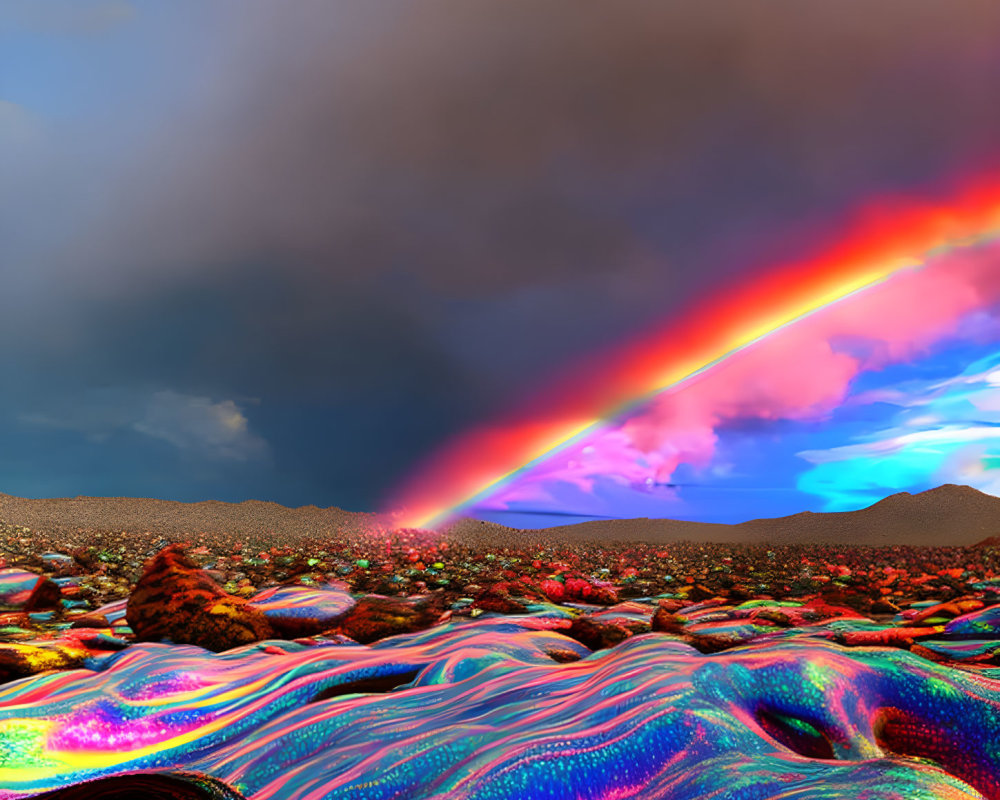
xmin=489 ymin=239 xmax=1000 ymax=507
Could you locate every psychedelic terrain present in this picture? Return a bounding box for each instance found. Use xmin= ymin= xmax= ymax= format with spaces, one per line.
xmin=391 ymin=176 xmax=1000 ymax=530
xmin=4 ymin=625 xmax=1000 ymax=800
xmin=6 ymin=515 xmax=1000 ymax=798
xmin=7 ymin=559 xmax=1000 ymax=799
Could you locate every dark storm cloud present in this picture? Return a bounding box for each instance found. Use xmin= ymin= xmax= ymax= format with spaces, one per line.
xmin=17 ymin=2 xmax=1000 ymax=296
xmin=5 ymin=0 xmax=1000 ymax=508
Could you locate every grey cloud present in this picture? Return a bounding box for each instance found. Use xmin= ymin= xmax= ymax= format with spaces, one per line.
xmin=15 ymin=1 xmax=1000 ymax=311
xmin=18 ymin=388 xmax=268 ymax=461
xmin=133 ymin=391 xmax=268 ymax=462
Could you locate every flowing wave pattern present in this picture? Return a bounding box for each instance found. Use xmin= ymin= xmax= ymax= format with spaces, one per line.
xmin=4 ymin=608 xmax=1000 ymax=799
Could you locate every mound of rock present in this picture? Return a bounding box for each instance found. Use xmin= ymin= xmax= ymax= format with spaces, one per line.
xmin=331 ymin=595 xmax=448 ymax=644
xmin=127 ymin=545 xmax=273 ymax=652
xmin=0 ymin=641 xmax=90 ymax=683
xmin=0 ymin=568 xmax=61 ymax=611
xmin=566 ymin=616 xmax=648 ymax=651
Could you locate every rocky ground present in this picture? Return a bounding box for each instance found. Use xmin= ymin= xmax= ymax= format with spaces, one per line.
xmin=4 ymin=517 xmax=1000 ymax=613
xmin=7 ymin=493 xmax=1000 ymax=799
xmin=5 ymin=510 xmax=1000 ymax=684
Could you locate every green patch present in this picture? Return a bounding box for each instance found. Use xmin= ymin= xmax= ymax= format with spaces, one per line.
xmin=0 ymin=719 xmax=56 ymax=770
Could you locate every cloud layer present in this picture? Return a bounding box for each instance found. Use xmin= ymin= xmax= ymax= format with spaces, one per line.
xmin=19 ymin=388 xmax=268 ymax=462
xmin=6 ymin=2 xmax=1000 ymax=509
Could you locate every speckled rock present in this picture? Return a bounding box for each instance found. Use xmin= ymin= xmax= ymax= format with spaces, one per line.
xmin=331 ymin=595 xmax=447 ymax=644
xmin=0 ymin=641 xmax=90 ymax=684
xmin=127 ymin=545 xmax=273 ymax=652
xmin=566 ymin=616 xmax=645 ymax=651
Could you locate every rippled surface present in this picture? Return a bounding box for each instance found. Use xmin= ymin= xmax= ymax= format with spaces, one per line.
xmin=247 ymin=584 xmax=356 ymax=625
xmin=4 ymin=603 xmax=1000 ymax=800
xmin=0 ymin=571 xmax=49 ymax=609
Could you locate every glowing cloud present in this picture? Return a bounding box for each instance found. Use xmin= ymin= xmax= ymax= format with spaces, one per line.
xmin=797 ymin=350 xmax=1000 ymax=509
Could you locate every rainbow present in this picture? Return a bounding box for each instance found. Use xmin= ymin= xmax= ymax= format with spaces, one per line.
xmin=391 ymin=176 xmax=1000 ymax=528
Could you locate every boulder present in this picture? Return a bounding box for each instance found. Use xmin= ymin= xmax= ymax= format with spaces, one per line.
xmin=868 ymin=598 xmax=902 ymax=616
xmin=651 ymin=606 xmax=687 ymax=635
xmin=0 ymin=568 xmax=61 ymax=612
xmin=471 ymin=584 xmax=529 ymax=615
xmin=566 ymin=616 xmax=641 ymax=651
xmin=684 ymin=583 xmax=717 ymax=603
xmin=331 ymin=595 xmax=447 ymax=644
xmin=126 ymin=545 xmax=273 ymax=652
xmin=68 ymin=614 xmax=111 ymax=629
xmin=0 ymin=641 xmax=90 ymax=684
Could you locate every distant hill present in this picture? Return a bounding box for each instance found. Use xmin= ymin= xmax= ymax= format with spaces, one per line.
xmin=448 ymin=484 xmax=1000 ymax=547
xmin=736 ymin=484 xmax=1000 ymax=547
xmin=3 ymin=484 xmax=999 ymax=548
xmin=0 ymin=493 xmax=383 ymax=541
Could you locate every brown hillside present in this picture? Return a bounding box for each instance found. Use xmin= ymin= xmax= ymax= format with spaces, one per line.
xmin=449 ymin=485 xmax=1000 ymax=548
xmin=0 ymin=493 xmax=383 ymax=541
xmin=737 ymin=484 xmax=1000 ymax=547
xmin=2 ymin=484 xmax=998 ymax=548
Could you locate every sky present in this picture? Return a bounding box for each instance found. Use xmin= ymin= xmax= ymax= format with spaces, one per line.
xmin=435 ymin=243 xmax=1000 ymax=527
xmin=4 ymin=1 xmax=1000 ymax=524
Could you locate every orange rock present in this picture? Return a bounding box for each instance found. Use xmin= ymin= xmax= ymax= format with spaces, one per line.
xmin=331 ymin=595 xmax=447 ymax=644
xmin=126 ymin=545 xmax=273 ymax=652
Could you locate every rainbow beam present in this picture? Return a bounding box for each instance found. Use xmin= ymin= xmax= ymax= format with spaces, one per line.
xmin=392 ymin=176 xmax=1000 ymax=528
